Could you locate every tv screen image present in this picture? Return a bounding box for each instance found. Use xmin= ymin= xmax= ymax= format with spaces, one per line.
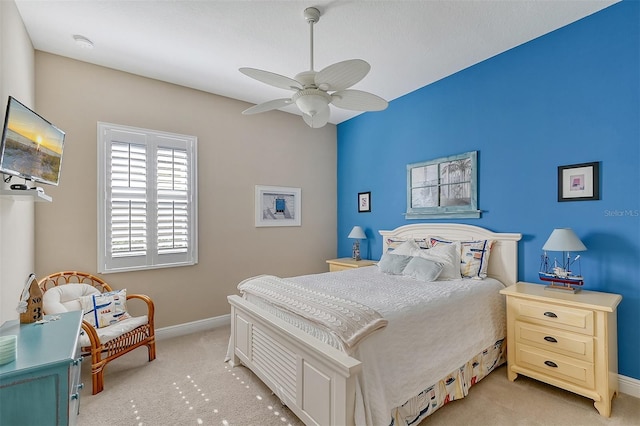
xmin=0 ymin=96 xmax=65 ymax=186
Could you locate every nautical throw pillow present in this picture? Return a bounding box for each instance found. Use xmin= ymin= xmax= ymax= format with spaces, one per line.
xmin=80 ymin=289 xmax=130 ymax=328
xmin=459 ymin=240 xmax=494 ymax=279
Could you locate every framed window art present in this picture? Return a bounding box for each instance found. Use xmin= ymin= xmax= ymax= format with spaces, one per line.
xmin=558 ymin=161 xmax=600 ymax=202
xmin=405 ymin=150 xmax=480 ymax=219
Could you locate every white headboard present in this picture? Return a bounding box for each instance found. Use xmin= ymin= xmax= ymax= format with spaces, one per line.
xmin=379 ymin=223 xmax=522 ymax=286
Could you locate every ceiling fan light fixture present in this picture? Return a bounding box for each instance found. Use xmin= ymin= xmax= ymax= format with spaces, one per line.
xmin=293 ymin=89 xmax=330 ymax=117
xmin=238 ymin=6 xmax=387 ymax=128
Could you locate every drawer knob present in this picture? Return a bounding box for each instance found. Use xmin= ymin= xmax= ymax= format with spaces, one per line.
xmin=70 ymin=393 xmax=79 ymax=400
xmin=544 ymin=360 xmax=558 ymax=368
xmin=77 ymin=383 xmax=84 ymax=391
xmin=544 ymin=336 xmax=558 ymax=343
xmin=543 ymin=311 xmax=558 ymax=318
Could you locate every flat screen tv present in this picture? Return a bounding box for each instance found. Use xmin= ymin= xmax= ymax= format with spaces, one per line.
xmin=0 ymin=96 xmax=66 ymax=186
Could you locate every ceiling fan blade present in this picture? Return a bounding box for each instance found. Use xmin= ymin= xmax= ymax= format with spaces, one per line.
xmin=239 ymin=67 xmax=302 ymax=91
xmin=302 ymin=105 xmax=330 ymax=128
xmin=331 ymin=90 xmax=388 ymax=111
xmin=242 ymin=98 xmax=292 ymax=115
xmin=315 ymin=59 xmax=370 ymax=92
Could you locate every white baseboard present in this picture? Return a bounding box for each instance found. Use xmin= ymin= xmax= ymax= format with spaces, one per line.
xmin=156 ymin=315 xmax=640 ymax=399
xmin=155 ymin=314 xmax=230 ymax=341
xmin=618 ymin=374 xmax=640 ymax=398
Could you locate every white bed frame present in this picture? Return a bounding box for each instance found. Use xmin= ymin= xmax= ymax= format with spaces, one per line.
xmin=227 ymin=223 xmax=522 ymax=426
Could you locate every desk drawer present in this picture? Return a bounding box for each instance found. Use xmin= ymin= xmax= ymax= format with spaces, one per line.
xmin=515 ymin=344 xmax=594 ymax=390
xmin=515 ymin=321 xmax=594 ymax=362
xmin=514 ymin=299 xmax=594 ymax=335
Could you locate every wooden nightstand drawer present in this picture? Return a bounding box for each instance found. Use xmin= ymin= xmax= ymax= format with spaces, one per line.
xmin=514 ymin=298 xmax=594 ymax=335
xmin=515 ymin=321 xmax=594 ymax=362
xmin=516 ymin=344 xmax=594 ymax=390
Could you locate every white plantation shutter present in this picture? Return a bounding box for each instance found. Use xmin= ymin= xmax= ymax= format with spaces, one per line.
xmin=156 ymin=147 xmax=189 ymax=255
xmin=98 ymin=123 xmax=197 ymax=273
xmin=111 ymin=142 xmax=147 ymax=258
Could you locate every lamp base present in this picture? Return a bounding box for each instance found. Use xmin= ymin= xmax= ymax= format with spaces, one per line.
xmin=352 ymin=241 xmax=361 ymax=261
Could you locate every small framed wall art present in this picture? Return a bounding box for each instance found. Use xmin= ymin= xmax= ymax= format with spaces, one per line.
xmin=558 ymin=162 xmax=600 ymax=202
xmin=255 ymin=185 xmax=301 ymax=227
xmin=358 ymin=191 xmax=371 ymax=213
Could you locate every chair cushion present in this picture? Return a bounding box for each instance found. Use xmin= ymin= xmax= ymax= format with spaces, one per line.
xmin=43 ymin=284 xmax=101 ymax=314
xmin=79 ymin=315 xmax=149 ymax=347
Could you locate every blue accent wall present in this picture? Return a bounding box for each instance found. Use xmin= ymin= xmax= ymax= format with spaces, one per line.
xmin=337 ymin=1 xmax=639 ymax=380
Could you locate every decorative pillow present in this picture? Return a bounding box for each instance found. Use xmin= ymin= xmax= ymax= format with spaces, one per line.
xmin=415 ymin=242 xmax=461 ymax=280
xmin=377 ymin=253 xmax=413 ymax=275
xmin=386 ymin=238 xmax=428 ymax=253
xmin=430 ymin=237 xmax=494 ymax=279
xmin=79 ymin=289 xmax=130 ymax=328
xmin=460 ymin=240 xmax=494 ymax=279
xmin=403 ymin=257 xmax=444 ymax=282
xmin=387 ymin=239 xmax=420 ymax=256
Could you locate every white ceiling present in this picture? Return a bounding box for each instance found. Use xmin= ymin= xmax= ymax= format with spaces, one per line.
xmin=14 ymin=0 xmax=618 ymax=125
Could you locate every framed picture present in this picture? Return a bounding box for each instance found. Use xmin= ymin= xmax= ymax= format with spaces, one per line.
xmin=255 ymin=185 xmax=301 ymax=227
xmin=358 ymin=191 xmax=371 ymax=213
xmin=405 ymin=150 xmax=480 ymax=219
xmin=558 ymin=162 xmax=600 ymax=202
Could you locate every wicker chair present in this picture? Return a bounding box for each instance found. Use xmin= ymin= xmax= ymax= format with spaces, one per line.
xmin=38 ymin=271 xmax=156 ymax=394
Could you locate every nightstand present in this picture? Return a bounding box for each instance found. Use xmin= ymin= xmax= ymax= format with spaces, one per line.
xmin=500 ymin=282 xmax=622 ymax=417
xmin=326 ymin=258 xmax=376 ymax=272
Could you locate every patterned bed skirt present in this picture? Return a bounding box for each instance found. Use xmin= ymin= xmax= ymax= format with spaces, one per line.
xmin=390 ymin=338 xmax=506 ymax=426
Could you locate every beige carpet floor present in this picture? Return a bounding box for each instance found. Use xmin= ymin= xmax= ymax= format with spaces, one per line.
xmin=78 ymin=327 xmax=640 ymax=426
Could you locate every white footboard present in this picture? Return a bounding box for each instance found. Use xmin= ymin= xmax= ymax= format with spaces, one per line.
xmin=228 ymin=295 xmax=362 ymax=426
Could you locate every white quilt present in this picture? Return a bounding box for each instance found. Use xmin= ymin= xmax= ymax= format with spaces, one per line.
xmin=237 ymin=266 xmax=506 ymax=426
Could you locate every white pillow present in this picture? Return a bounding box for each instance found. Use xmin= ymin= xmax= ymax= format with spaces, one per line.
xmin=43 ymin=284 xmax=101 ymax=315
xmin=389 ymin=239 xmax=421 ymax=256
xmin=415 ymin=242 xmax=461 ymax=280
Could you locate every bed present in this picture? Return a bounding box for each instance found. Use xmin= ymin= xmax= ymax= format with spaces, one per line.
xmin=227 ymin=223 xmax=521 ymax=425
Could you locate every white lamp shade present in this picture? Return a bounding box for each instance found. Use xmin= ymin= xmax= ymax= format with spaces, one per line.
xmin=542 ymin=228 xmax=587 ymax=252
xmin=295 ymin=94 xmax=329 ymax=116
xmin=348 ymin=226 xmax=366 ymax=239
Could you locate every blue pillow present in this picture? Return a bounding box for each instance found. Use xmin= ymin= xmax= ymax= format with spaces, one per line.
xmin=377 ymin=253 xmax=412 ymax=275
xmin=403 ymin=256 xmax=444 ymax=282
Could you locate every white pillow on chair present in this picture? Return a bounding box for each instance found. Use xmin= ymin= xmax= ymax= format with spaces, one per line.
xmin=42 ymin=284 xmax=101 ymax=314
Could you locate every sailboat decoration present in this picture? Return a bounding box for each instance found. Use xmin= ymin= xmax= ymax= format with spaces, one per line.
xmin=539 ymin=228 xmax=587 ymax=293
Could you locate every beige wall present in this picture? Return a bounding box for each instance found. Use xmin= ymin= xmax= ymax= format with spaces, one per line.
xmin=33 ymin=52 xmax=337 ymax=328
xmin=0 ymin=0 xmax=36 ymax=324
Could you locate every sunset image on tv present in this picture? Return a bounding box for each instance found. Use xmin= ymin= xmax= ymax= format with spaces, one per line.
xmin=1 ymin=98 xmax=65 ymax=185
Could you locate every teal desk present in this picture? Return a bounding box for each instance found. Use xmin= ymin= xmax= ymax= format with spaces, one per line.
xmin=0 ymin=311 xmax=83 ymax=425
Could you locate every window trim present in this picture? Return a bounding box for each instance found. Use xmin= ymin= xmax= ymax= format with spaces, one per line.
xmin=97 ymin=122 xmax=198 ymax=273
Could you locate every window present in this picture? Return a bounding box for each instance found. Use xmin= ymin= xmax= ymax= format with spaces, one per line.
xmin=405 ymin=150 xmax=480 ymax=219
xmin=98 ymin=122 xmax=197 ymax=273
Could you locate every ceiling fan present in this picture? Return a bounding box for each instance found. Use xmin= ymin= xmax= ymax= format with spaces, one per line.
xmin=240 ymin=7 xmax=388 ymax=128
